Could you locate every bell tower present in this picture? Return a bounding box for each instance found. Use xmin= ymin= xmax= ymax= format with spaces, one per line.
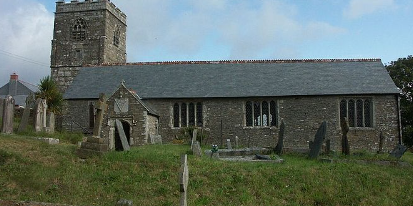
xmin=51 ymin=0 xmax=127 ymax=93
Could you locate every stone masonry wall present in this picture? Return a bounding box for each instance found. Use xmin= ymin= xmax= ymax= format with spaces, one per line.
xmin=66 ymin=94 xmax=400 ymax=152
xmin=51 ymin=0 xmax=126 ymax=93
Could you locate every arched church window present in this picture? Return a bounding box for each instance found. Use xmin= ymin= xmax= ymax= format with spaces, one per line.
xmin=72 ymin=18 xmax=86 ymax=41
xmin=196 ymin=102 xmax=203 ymax=127
xmin=113 ymin=26 xmax=120 ymax=47
xmin=364 ymin=100 xmax=372 ymax=127
xmin=254 ymin=101 xmax=261 ymax=126
xmin=189 ymin=103 xmax=195 ymax=126
xmin=340 ymin=100 xmax=347 ymax=123
xmin=181 ymin=103 xmax=187 ymax=127
xmin=173 ymin=103 xmax=180 ymax=127
xmin=356 ymin=100 xmax=364 ymax=127
xmin=348 ymin=100 xmax=355 ymax=127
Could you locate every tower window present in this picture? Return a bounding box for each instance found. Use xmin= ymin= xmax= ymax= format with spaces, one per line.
xmin=72 ymin=18 xmax=86 ymax=41
xmin=113 ymin=26 xmax=120 ymax=47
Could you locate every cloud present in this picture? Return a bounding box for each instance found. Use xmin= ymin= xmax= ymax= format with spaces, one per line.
xmin=114 ymin=0 xmax=345 ymax=61
xmin=344 ymin=0 xmax=396 ymax=19
xmin=0 ymin=0 xmax=53 ymax=85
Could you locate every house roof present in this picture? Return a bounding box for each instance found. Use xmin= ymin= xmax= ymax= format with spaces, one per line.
xmin=63 ymin=59 xmax=400 ymax=100
xmin=0 ymin=79 xmax=38 ymax=106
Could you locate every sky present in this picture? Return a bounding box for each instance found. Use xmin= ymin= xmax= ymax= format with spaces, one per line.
xmin=0 ymin=0 xmax=412 ymax=86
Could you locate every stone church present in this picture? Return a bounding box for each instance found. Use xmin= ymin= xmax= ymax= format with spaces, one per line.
xmin=51 ymin=0 xmax=402 ymax=152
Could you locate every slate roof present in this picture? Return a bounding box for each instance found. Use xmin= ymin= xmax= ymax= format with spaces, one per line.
xmin=63 ymin=59 xmax=400 ymax=100
xmin=0 ymin=79 xmax=38 ymax=106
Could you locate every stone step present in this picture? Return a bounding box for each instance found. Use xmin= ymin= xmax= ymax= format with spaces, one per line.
xmin=86 ymin=136 xmax=106 ymax=144
xmin=77 ymin=148 xmax=104 ymax=159
xmin=81 ymin=142 xmax=108 ymax=152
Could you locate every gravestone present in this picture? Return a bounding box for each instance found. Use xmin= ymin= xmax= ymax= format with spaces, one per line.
xmin=274 ymin=120 xmax=285 ymax=155
xmin=254 ymin=154 xmax=271 ymax=160
xmin=308 ymin=121 xmax=327 ymax=159
xmin=149 ymin=134 xmax=162 ymax=144
xmin=191 ymin=129 xmax=197 ymax=149
xmin=179 ymin=154 xmax=189 ymax=206
xmin=18 ymin=94 xmax=35 ymax=133
xmin=34 ymin=98 xmax=47 ymax=132
xmin=378 ymin=131 xmax=384 ymax=154
xmin=192 ymin=141 xmax=202 ymax=157
xmin=226 ymin=139 xmax=232 ymax=150
xmin=235 ymin=136 xmax=239 ymax=148
xmin=340 ymin=118 xmax=350 ymax=155
xmin=389 ymin=144 xmax=407 ymax=159
xmin=116 ymin=199 xmax=133 ymax=206
xmin=93 ymin=93 xmax=108 ymax=137
xmin=115 ymin=119 xmax=130 ymax=151
xmin=1 ymin=96 xmax=14 ymax=134
xmin=325 ymin=139 xmax=331 ymax=154
xmin=46 ymin=112 xmax=55 ymax=134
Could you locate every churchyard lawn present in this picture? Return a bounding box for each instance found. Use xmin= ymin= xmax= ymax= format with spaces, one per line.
xmin=0 ymin=134 xmax=412 ymax=206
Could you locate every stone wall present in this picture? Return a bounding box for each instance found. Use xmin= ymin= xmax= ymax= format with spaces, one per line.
xmin=66 ymin=94 xmax=400 ymax=152
xmin=51 ymin=0 xmax=126 ymax=93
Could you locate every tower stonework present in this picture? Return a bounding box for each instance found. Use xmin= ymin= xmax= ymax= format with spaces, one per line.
xmin=51 ymin=0 xmax=127 ymax=93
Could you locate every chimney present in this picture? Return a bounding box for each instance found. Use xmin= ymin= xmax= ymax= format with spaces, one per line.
xmin=10 ymin=73 xmax=18 ymax=81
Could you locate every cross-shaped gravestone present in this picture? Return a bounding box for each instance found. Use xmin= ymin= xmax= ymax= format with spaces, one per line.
xmin=93 ymin=93 xmax=108 ymax=137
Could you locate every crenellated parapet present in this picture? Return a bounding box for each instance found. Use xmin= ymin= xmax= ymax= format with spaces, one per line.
xmin=55 ymin=0 xmax=126 ymax=25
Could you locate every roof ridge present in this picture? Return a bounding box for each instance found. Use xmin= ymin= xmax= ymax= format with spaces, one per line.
xmin=83 ymin=58 xmax=382 ymax=67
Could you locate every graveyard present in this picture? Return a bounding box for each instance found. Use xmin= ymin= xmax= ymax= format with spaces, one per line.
xmin=1 ymin=131 xmax=413 ymax=206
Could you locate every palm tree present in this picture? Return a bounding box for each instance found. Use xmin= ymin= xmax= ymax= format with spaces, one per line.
xmin=36 ymin=76 xmax=63 ymax=114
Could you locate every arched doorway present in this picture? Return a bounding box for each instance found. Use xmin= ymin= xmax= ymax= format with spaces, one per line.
xmin=114 ymin=120 xmax=131 ymax=151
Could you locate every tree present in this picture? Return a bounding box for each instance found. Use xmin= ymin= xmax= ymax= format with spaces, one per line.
xmin=386 ymin=55 xmax=413 ymax=147
xmin=36 ymin=76 xmax=63 ymax=114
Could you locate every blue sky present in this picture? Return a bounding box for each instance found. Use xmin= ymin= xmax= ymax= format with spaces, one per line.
xmin=0 ymin=0 xmax=412 ymax=85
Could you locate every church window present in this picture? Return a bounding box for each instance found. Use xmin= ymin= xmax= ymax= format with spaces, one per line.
xmin=72 ymin=18 xmax=86 ymax=41
xmin=270 ymin=101 xmax=277 ymax=127
xmin=189 ymin=103 xmax=195 ymax=126
xmin=113 ymin=26 xmax=120 ymax=47
xmin=340 ymin=98 xmax=373 ymax=128
xmin=245 ymin=101 xmax=253 ymax=126
xmin=196 ymin=103 xmax=203 ymax=127
xmin=174 ymin=102 xmax=203 ymax=128
xmin=173 ymin=103 xmax=180 ymax=127
xmin=181 ymin=103 xmax=187 ymax=127
xmin=246 ymin=100 xmax=278 ymax=127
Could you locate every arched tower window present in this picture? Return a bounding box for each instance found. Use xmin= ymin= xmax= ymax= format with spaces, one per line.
xmin=72 ymin=18 xmax=87 ymax=41
xmin=113 ymin=26 xmax=120 ymax=47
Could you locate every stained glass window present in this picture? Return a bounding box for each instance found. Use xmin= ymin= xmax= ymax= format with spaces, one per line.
xmin=181 ymin=103 xmax=187 ymax=127
xmin=348 ymin=100 xmax=355 ymax=127
xmin=189 ymin=103 xmax=195 ymax=126
xmin=270 ymin=101 xmax=277 ymax=127
xmin=173 ymin=103 xmax=180 ymax=127
xmin=364 ymin=100 xmax=372 ymax=127
xmin=254 ymin=102 xmax=261 ymax=126
xmin=246 ymin=101 xmax=253 ymax=126
xmin=196 ymin=103 xmax=203 ymax=127
xmin=72 ymin=19 xmax=86 ymax=41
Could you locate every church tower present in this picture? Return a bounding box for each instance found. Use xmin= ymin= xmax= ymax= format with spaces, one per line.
xmin=51 ymin=0 xmax=127 ymax=93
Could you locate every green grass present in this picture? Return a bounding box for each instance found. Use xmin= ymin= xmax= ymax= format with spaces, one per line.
xmin=0 ymin=134 xmax=412 ymax=206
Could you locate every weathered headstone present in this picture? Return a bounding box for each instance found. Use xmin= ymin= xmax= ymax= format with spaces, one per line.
xmin=378 ymin=131 xmax=384 ymax=154
xmin=325 ymin=139 xmax=331 ymax=154
xmin=274 ymin=120 xmax=285 ymax=155
xmin=18 ymin=95 xmax=35 ymax=133
xmin=192 ymin=141 xmax=202 ymax=157
xmin=46 ymin=112 xmax=55 ymax=134
xmin=389 ymin=144 xmax=407 ymax=159
xmin=235 ymin=136 xmax=239 ymax=148
xmin=226 ymin=139 xmax=232 ymax=150
xmin=308 ymin=121 xmax=327 ymax=159
xmin=191 ymin=129 xmax=197 ymax=149
xmin=34 ymin=98 xmax=47 ymax=132
xmin=93 ymin=93 xmax=107 ymax=137
xmin=1 ymin=96 xmax=14 ymax=134
xmin=115 ymin=119 xmax=130 ymax=151
xmin=0 ymin=98 xmax=4 ymax=122
xmin=340 ymin=118 xmax=350 ymax=155
xmin=179 ymin=154 xmax=189 ymax=206
xmin=149 ymin=134 xmax=162 ymax=144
